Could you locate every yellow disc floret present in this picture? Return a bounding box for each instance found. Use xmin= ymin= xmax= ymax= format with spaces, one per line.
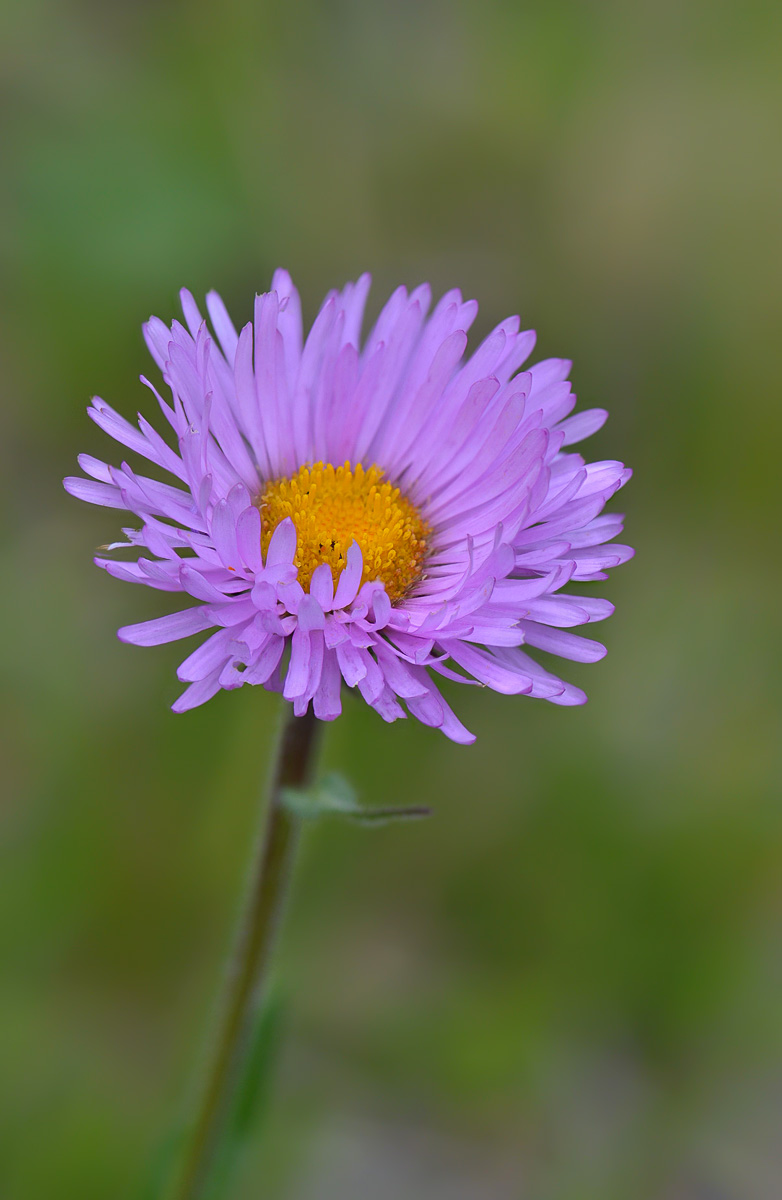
xmin=259 ymin=461 xmax=429 ymax=602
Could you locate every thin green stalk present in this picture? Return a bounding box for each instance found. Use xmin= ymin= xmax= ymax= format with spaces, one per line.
xmin=172 ymin=705 xmax=322 ymax=1200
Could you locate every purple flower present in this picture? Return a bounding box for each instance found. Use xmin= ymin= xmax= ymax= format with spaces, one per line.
xmin=64 ymin=272 xmax=632 ymax=743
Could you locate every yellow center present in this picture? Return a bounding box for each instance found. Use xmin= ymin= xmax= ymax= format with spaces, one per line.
xmin=259 ymin=461 xmax=429 ymax=601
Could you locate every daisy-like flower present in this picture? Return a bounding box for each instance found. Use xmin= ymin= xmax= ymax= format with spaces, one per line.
xmin=64 ymin=272 xmax=632 ymax=743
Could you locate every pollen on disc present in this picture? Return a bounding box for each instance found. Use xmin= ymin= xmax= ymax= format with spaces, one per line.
xmin=258 ymin=461 xmax=429 ymax=601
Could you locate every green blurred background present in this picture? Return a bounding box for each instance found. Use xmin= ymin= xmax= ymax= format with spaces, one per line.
xmin=1 ymin=0 xmax=780 ymax=1196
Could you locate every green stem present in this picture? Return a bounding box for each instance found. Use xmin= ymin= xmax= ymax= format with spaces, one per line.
xmin=172 ymin=705 xmax=322 ymax=1200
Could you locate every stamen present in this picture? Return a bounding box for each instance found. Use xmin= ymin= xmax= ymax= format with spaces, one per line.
xmin=259 ymin=461 xmax=429 ymax=601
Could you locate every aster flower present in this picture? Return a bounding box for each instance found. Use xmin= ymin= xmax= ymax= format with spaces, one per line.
xmin=64 ymin=271 xmax=632 ymax=743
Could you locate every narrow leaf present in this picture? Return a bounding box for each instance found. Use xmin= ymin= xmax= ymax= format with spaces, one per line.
xmin=281 ymin=772 xmax=432 ymax=824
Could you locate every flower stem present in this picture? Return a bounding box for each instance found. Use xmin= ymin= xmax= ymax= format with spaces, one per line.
xmin=172 ymin=705 xmax=322 ymax=1200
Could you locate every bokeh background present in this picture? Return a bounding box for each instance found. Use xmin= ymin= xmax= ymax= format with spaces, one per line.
xmin=2 ymin=1 xmax=780 ymax=1197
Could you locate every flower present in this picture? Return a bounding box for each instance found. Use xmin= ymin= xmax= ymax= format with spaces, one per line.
xmin=64 ymin=272 xmax=632 ymax=743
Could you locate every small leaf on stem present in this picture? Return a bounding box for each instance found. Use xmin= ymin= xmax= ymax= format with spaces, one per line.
xmin=281 ymin=772 xmax=431 ymax=825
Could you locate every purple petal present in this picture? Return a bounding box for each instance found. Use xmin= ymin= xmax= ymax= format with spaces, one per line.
xmin=297 ymin=593 xmax=326 ymax=632
xmin=556 ymin=408 xmax=608 ymax=445
xmin=118 ymin=607 xmax=214 ymax=646
xmin=313 ymin=648 xmax=342 ymax=720
xmin=177 ymin=626 xmax=243 ymax=682
xmin=336 ymin=639 xmax=368 ymax=687
xmin=283 ymin=628 xmax=311 ymax=699
xmin=210 ymin=498 xmax=241 ymax=572
xmin=333 ymin=541 xmax=363 ymax=609
xmin=95 ymin=558 xmax=181 ymax=591
xmin=235 ymin=505 xmax=264 ymax=573
xmin=520 ymin=622 xmax=607 ymax=662
xmin=172 ymin=666 xmax=224 ymax=713
xmin=205 ymin=290 xmax=239 ymax=362
xmin=243 ymin=635 xmax=285 ymax=684
xmin=443 ymin=642 xmax=533 ymax=694
xmin=64 ymin=476 xmax=127 ymax=509
xmin=180 ymin=563 xmax=231 ymax=603
xmin=265 ymin=517 xmax=297 ymax=568
xmin=373 ymin=642 xmax=429 ymax=698
xmin=309 ymin=563 xmax=334 ymax=611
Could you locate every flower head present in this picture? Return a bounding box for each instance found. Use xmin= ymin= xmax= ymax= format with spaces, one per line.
xmin=64 ymin=272 xmax=632 ymax=743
